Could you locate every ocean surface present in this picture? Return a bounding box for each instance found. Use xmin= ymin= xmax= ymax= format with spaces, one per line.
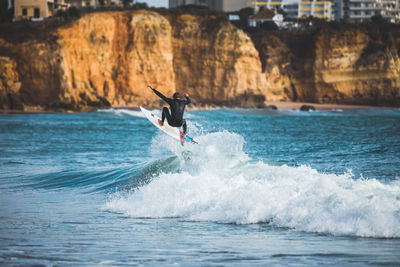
xmin=0 ymin=107 xmax=400 ymax=266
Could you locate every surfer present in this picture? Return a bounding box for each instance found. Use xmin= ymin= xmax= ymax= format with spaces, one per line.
xmin=147 ymin=85 xmax=191 ymax=136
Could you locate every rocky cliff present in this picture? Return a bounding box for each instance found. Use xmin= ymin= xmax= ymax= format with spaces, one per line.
xmin=253 ymin=25 xmax=400 ymax=105
xmin=166 ymin=13 xmax=265 ymax=106
xmin=1 ymin=10 xmax=400 ymax=111
xmin=1 ymin=11 xmax=176 ymax=110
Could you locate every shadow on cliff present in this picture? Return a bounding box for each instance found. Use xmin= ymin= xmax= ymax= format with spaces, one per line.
xmin=354 ymin=18 xmax=400 ymax=105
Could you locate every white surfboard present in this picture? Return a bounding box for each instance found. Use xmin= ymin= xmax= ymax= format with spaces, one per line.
xmin=140 ymin=106 xmax=197 ymax=144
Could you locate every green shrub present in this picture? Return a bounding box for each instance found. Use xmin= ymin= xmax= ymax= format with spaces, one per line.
xmin=56 ymin=6 xmax=80 ymax=20
xmin=260 ymin=21 xmax=278 ymax=31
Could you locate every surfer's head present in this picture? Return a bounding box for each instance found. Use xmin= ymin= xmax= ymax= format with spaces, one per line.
xmin=173 ymin=92 xmax=183 ymax=99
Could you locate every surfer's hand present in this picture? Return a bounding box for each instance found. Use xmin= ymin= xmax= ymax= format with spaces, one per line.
xmin=184 ymin=93 xmax=189 ymax=98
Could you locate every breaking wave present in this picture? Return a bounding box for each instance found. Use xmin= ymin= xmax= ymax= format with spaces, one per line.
xmin=104 ymin=131 xmax=400 ymax=238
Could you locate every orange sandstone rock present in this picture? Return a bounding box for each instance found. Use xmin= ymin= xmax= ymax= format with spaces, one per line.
xmin=1 ymin=11 xmax=400 ymax=111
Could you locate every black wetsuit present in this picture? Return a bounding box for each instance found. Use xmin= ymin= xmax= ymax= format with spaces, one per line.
xmin=152 ymin=89 xmax=191 ymax=134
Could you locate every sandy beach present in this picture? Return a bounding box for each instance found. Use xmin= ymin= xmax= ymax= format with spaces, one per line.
xmin=266 ymin=101 xmax=383 ymax=111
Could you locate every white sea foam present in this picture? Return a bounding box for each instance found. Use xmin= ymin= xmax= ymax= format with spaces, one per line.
xmin=97 ymin=108 xmax=146 ymax=118
xmin=98 ymin=108 xmax=197 ymax=119
xmin=104 ymin=131 xmax=400 ymax=238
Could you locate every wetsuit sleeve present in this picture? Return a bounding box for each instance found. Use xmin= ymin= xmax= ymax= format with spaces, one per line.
xmin=185 ymin=96 xmax=191 ymax=105
xmin=153 ymin=89 xmax=173 ymax=105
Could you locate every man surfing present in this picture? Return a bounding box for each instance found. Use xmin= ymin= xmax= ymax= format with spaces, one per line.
xmin=147 ymin=85 xmax=191 ymax=137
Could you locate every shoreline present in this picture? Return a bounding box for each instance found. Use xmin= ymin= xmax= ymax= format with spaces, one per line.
xmin=0 ymin=102 xmax=396 ymax=114
xmin=265 ymin=101 xmax=385 ymax=111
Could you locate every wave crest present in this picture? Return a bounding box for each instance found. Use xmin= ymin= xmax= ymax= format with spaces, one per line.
xmin=104 ymin=131 xmax=400 ymax=238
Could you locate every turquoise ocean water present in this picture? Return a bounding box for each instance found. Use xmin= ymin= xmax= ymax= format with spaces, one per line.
xmin=1 ymin=108 xmax=400 ymax=266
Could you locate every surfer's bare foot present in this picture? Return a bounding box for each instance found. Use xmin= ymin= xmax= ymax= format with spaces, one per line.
xmin=158 ymin=119 xmax=164 ymax=126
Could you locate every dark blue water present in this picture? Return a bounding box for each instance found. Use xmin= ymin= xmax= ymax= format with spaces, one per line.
xmin=1 ymin=108 xmax=400 ymax=266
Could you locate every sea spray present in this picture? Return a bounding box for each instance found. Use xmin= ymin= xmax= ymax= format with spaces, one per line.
xmin=97 ymin=108 xmax=146 ymax=118
xmin=104 ymin=131 xmax=400 ymax=238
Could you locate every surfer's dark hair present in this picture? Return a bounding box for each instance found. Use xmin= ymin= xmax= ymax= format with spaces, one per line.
xmin=173 ymin=92 xmax=182 ymax=99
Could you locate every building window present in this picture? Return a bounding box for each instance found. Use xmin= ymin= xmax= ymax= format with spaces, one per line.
xmin=22 ymin=8 xmax=27 ymax=16
xmin=34 ymin=7 xmax=40 ymax=18
xmin=86 ymin=1 xmax=90 ymax=6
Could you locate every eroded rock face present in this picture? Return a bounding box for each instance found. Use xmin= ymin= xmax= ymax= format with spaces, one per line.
xmin=0 ymin=54 xmax=22 ymax=110
xmin=0 ymin=10 xmax=176 ymax=111
xmin=54 ymin=11 xmax=175 ymax=109
xmin=167 ymin=14 xmax=266 ymax=107
xmin=252 ymin=34 xmax=296 ymax=102
xmin=1 ymin=10 xmax=400 ymax=111
xmin=313 ymin=28 xmax=400 ymax=105
xmin=254 ymin=27 xmax=400 ymax=105
xmin=57 ymin=10 xmax=176 ymax=109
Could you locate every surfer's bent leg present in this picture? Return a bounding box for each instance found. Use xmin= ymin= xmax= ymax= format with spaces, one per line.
xmin=182 ymin=119 xmax=187 ymax=136
xmin=161 ymin=107 xmax=172 ymax=125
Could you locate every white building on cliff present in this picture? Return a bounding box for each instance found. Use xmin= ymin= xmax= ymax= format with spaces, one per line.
xmin=334 ymin=0 xmax=400 ymax=23
xmin=12 ymin=0 xmax=124 ymax=21
xmin=168 ymin=0 xmax=252 ymax=12
xmin=251 ymin=0 xmax=283 ymax=11
xmin=13 ymin=0 xmax=70 ymax=20
xmin=281 ymin=1 xmax=334 ymax=20
xmin=248 ymin=7 xmax=285 ymax=27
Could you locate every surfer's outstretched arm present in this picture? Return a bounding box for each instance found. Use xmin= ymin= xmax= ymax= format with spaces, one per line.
xmin=147 ymin=85 xmax=172 ymax=104
xmin=184 ymin=93 xmax=191 ymax=105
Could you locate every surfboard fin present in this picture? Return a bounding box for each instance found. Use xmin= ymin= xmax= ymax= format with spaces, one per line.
xmin=179 ymin=130 xmax=198 ymax=145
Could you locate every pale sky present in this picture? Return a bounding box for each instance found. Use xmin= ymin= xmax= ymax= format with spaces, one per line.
xmin=136 ymin=0 xmax=168 ymax=8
